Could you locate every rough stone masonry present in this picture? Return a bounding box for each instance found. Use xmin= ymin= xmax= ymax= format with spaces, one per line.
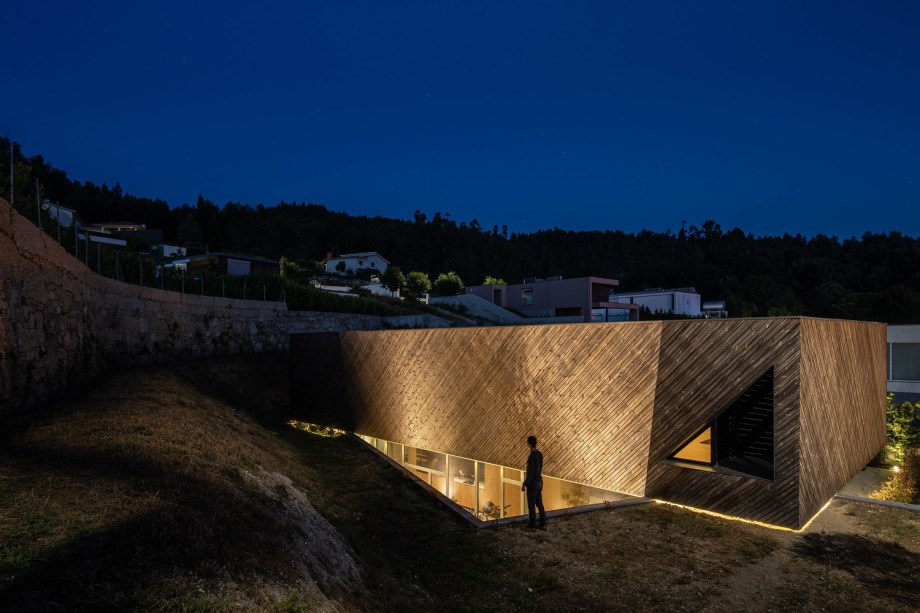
xmin=0 ymin=198 xmax=381 ymax=421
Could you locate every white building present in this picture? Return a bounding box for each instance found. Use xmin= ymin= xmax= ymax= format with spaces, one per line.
xmin=41 ymin=201 xmax=81 ymax=228
xmin=152 ymin=244 xmax=185 ymax=258
xmin=325 ymin=251 xmax=389 ymax=276
xmin=888 ymin=324 xmax=920 ymax=402
xmin=609 ymin=287 xmax=702 ymax=317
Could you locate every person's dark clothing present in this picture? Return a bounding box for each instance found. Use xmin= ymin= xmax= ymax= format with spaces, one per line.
xmin=524 ymin=449 xmax=543 ymax=489
xmin=523 ymin=448 xmax=546 ymax=528
xmin=526 ymin=487 xmax=545 ymax=529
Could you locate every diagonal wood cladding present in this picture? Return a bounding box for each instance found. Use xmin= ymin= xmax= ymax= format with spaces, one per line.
xmin=644 ymin=318 xmax=803 ymax=527
xmin=295 ymin=322 xmax=664 ymax=494
xmin=798 ymin=319 xmax=887 ymax=525
xmin=291 ymin=317 xmax=886 ymax=528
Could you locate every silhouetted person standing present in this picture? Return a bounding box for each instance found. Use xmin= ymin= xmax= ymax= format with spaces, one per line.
xmin=522 ymin=435 xmax=546 ymax=530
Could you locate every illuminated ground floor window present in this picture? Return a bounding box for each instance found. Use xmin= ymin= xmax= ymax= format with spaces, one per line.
xmin=357 ymin=434 xmax=631 ymax=521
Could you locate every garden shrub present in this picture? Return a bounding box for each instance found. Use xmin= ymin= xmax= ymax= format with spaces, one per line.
xmin=886 ymin=394 xmax=920 ymax=465
xmin=283 ymin=278 xmax=390 ymax=315
xmin=202 ymin=269 xmax=390 ymax=315
xmin=874 ymin=447 xmax=920 ymax=504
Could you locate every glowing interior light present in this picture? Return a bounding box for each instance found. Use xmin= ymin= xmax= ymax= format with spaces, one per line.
xmin=893 ymin=465 xmax=900 ymax=473
xmin=287 ymin=420 xmax=346 ymax=438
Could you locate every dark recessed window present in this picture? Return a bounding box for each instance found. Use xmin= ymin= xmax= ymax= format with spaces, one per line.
xmin=892 ymin=343 xmax=920 ymax=381
xmin=522 ymin=288 xmax=533 ymax=305
xmin=670 ymin=367 xmax=774 ymax=480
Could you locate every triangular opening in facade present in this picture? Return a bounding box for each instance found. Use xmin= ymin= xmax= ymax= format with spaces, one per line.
xmin=669 ymin=367 xmax=774 ymax=480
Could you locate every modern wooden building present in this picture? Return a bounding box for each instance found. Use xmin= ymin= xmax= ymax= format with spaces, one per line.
xmin=290 ymin=318 xmax=886 ymax=529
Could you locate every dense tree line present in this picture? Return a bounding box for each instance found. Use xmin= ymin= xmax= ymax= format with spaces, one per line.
xmin=3 ymin=137 xmax=919 ymax=323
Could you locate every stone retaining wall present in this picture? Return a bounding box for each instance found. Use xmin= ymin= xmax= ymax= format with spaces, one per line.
xmin=0 ymin=198 xmax=381 ymax=419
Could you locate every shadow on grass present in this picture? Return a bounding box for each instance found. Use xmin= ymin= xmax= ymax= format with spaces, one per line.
xmin=791 ymin=533 xmax=920 ymax=606
xmin=1 ymin=355 xmax=513 ymax=611
xmin=0 ymin=353 xmax=290 ymax=447
xmin=2 ymin=508 xmax=225 ymax=611
xmin=169 ymin=352 xmax=291 ymax=425
xmin=0 ymin=444 xmax=332 ymax=611
xmin=0 ymin=423 xmax=505 ymax=611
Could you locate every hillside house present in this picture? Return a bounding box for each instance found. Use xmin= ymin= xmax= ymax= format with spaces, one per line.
xmin=888 ymin=324 xmax=920 ymax=402
xmin=82 ymin=220 xmax=163 ymax=244
xmin=41 ymin=201 xmax=82 ymax=228
xmin=325 ymin=251 xmax=389 ymax=276
xmin=164 ymin=252 xmax=278 ymax=276
xmin=609 ymin=287 xmax=702 ymax=317
xmin=467 ymin=276 xmax=640 ymax=322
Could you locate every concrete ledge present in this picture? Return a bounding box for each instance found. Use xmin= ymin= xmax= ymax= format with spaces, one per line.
xmin=484 ymin=497 xmax=652 ymax=529
xmin=834 ymin=492 xmax=920 ymax=513
xmin=384 ymin=314 xmax=453 ymax=329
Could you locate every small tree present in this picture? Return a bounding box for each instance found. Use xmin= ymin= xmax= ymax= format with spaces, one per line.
xmin=380 ymin=265 xmax=406 ymax=295
xmin=354 ymin=268 xmax=378 ymax=281
xmin=349 ymin=282 xmax=371 ymax=298
xmin=335 ymin=260 xmax=346 ymax=274
xmin=433 ymin=271 xmax=464 ymax=296
xmin=483 ymin=275 xmax=506 ymax=285
xmin=279 ymin=256 xmax=304 ymax=279
xmin=405 ymin=271 xmax=432 ymax=300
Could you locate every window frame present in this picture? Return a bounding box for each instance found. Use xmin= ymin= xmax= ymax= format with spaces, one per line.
xmin=521 ymin=287 xmax=533 ymax=306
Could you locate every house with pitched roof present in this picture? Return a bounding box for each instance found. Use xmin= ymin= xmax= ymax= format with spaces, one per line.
xmin=325 ymin=251 xmax=389 ymax=276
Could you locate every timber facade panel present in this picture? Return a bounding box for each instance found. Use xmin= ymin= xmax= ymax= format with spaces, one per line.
xmin=291 ymin=317 xmax=886 ymax=528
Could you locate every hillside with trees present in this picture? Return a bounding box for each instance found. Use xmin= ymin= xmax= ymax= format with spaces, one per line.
xmin=3 ymin=137 xmax=919 ymax=323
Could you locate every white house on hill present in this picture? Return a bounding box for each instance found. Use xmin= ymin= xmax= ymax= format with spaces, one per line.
xmin=325 ymin=251 xmax=389 ymax=275
xmin=608 ymin=287 xmax=702 ymax=317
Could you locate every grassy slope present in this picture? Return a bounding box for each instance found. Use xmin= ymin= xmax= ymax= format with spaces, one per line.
xmin=2 ymin=355 xmax=919 ymax=611
xmin=0 ymin=355 xmax=353 ymax=611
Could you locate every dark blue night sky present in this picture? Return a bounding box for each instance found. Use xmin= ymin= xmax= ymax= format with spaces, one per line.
xmin=3 ymin=1 xmax=919 ymax=237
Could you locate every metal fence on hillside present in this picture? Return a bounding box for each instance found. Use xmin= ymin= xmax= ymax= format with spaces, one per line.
xmin=20 ymin=198 xmax=284 ymax=303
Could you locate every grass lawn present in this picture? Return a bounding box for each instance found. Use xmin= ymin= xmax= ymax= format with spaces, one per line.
xmin=1 ymin=354 xmax=918 ymax=611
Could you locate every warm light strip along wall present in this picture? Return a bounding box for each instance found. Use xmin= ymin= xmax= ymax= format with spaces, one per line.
xmin=652 ymin=497 xmax=835 ymax=533
xmin=294 ymin=419 xmax=845 ymax=532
